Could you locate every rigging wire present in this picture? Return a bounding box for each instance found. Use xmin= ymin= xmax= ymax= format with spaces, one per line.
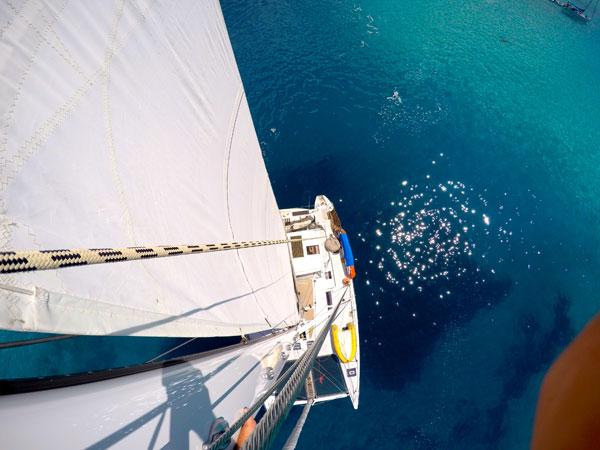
xmin=240 ymin=297 xmax=346 ymax=450
xmin=207 ymin=295 xmax=346 ymax=450
xmin=313 ymin=356 xmax=348 ymax=394
xmin=281 ymin=398 xmax=313 ymax=450
xmin=205 ymin=349 xmax=305 ymax=450
xmin=0 ymin=334 xmax=77 ymax=349
xmin=144 ymin=337 xmax=197 ymax=363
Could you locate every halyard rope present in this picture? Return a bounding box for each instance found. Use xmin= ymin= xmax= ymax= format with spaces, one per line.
xmin=0 ymin=240 xmax=291 ymax=274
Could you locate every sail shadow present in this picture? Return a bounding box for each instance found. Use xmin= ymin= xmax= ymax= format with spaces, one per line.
xmin=158 ymin=362 xmax=216 ymax=449
xmin=85 ymin=358 xmax=238 ymax=450
xmin=111 ymin=272 xmax=291 ymax=336
xmin=161 ymin=354 xmax=265 ymax=449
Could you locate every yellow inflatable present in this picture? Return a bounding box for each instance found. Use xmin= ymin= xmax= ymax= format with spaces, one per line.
xmin=331 ymin=322 xmax=357 ymax=363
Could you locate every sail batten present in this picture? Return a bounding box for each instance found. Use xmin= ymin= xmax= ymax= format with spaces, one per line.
xmin=0 ymin=0 xmax=299 ymax=337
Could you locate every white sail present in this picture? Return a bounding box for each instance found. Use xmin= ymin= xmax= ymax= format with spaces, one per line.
xmin=0 ymin=0 xmax=299 ymax=336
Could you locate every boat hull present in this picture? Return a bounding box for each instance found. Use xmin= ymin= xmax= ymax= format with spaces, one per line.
xmin=0 ymin=331 xmax=296 ymax=449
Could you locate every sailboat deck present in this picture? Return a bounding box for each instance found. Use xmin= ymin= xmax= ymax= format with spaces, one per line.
xmin=280 ymin=195 xmax=360 ymax=409
xmin=296 ymin=278 xmax=315 ymax=320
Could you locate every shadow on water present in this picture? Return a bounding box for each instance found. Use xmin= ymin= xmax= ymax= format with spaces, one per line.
xmin=448 ymin=292 xmax=574 ymax=448
xmin=359 ymin=252 xmax=513 ymax=391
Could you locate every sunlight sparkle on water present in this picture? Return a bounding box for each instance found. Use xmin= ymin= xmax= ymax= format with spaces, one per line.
xmin=367 ymin=177 xmax=524 ymax=290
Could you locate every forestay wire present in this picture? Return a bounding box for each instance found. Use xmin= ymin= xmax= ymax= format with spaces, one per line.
xmin=241 ymin=293 xmax=346 ymax=450
xmin=205 ymin=290 xmax=347 ymax=450
xmin=281 ymin=398 xmax=313 ymax=450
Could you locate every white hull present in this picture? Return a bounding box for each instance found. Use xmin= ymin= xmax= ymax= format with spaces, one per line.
xmin=0 ymin=331 xmax=296 ymax=449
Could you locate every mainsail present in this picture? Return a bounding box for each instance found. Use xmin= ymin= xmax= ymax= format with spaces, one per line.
xmin=0 ymin=0 xmax=299 ymax=337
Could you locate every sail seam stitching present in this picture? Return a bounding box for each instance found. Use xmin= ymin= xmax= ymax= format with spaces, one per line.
xmin=0 ymin=0 xmax=70 ymax=185
xmin=223 ymin=88 xmax=273 ymax=328
xmin=104 ymin=0 xmax=132 ymax=244
xmin=0 ymin=0 xmax=158 ymax=192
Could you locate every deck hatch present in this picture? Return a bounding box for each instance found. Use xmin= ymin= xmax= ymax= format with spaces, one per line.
xmin=291 ymin=236 xmax=304 ymax=258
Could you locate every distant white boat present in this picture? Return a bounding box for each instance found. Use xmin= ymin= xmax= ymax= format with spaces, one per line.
xmin=565 ymin=1 xmax=593 ymax=21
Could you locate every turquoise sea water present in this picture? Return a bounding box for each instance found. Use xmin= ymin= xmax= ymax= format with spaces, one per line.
xmin=221 ymin=0 xmax=600 ymax=448
xmin=1 ymin=1 xmax=599 ymax=449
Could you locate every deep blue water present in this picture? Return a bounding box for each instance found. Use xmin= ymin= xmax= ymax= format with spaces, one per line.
xmin=221 ymin=0 xmax=600 ymax=448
